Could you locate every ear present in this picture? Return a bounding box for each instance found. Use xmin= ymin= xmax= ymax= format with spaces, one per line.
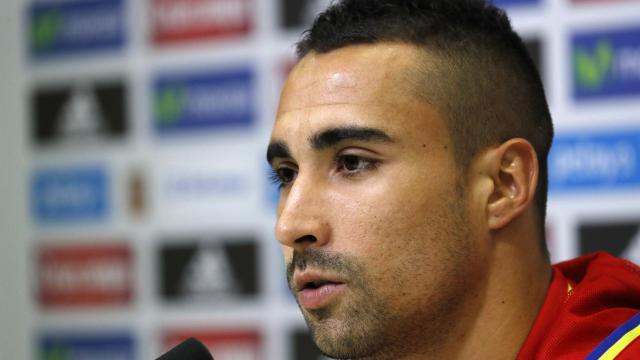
xmin=482 ymin=139 xmax=539 ymax=230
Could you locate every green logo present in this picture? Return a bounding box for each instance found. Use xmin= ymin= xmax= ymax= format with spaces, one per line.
xmin=154 ymin=85 xmax=187 ymax=125
xmin=31 ymin=10 xmax=62 ymax=50
xmin=574 ymin=40 xmax=615 ymax=90
xmin=42 ymin=344 xmax=70 ymax=360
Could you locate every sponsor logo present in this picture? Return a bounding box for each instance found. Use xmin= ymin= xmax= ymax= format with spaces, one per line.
xmin=153 ymin=67 xmax=254 ymax=134
xmin=157 ymin=170 xmax=250 ymax=219
xmin=490 ymin=0 xmax=540 ymax=7
xmin=291 ymin=328 xmax=330 ymax=360
xmin=151 ymin=0 xmax=252 ymax=44
xmin=31 ymin=166 xmax=109 ymax=224
xmin=39 ymin=332 xmax=135 ymax=360
xmin=162 ymin=329 xmax=260 ymax=360
xmin=548 ymin=130 xmax=640 ymax=192
xmin=38 ymin=243 xmax=133 ymax=307
xmin=573 ymin=26 xmax=640 ymax=99
xmin=159 ymin=238 xmax=258 ymax=302
xmin=164 ymin=174 xmax=247 ymax=198
xmin=153 ymin=157 xmax=256 ymax=223
xmin=29 ymin=0 xmax=126 ymax=58
xmin=580 ymin=221 xmax=640 ymax=264
xmin=32 ymin=80 xmax=127 ymax=145
xmin=280 ymin=0 xmax=331 ymax=29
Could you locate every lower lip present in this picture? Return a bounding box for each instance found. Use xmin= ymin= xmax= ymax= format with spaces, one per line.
xmin=297 ymin=283 xmax=346 ymax=310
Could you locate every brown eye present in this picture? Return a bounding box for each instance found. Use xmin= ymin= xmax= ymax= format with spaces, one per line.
xmin=337 ymin=155 xmax=379 ymax=174
xmin=342 ymin=155 xmax=362 ymax=171
xmin=277 ymin=167 xmax=297 ymax=185
xmin=269 ymin=165 xmax=297 ymax=189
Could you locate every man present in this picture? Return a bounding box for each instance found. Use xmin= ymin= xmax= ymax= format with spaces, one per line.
xmin=266 ymin=0 xmax=640 ymax=359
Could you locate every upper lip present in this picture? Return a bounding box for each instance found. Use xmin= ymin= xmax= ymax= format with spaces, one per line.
xmin=293 ymin=270 xmax=345 ymax=292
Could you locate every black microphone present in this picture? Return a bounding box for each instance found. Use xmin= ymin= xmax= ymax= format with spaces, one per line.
xmin=156 ymin=337 xmax=214 ymax=360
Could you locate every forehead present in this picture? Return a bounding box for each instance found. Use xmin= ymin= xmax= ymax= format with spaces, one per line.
xmin=279 ymin=44 xmax=421 ymax=113
xmin=273 ymin=43 xmax=449 ymax=148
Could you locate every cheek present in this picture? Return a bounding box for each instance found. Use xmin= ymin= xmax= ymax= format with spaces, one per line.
xmin=326 ymin=157 xmax=461 ymax=252
xmin=333 ymin=177 xmax=464 ymax=284
xmin=327 ymin=195 xmax=385 ymax=249
xmin=327 ymin=186 xmax=429 ymax=267
xmin=328 ymin=169 xmax=446 ymax=251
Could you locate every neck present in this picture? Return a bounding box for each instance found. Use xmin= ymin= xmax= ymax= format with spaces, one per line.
xmin=443 ymin=219 xmax=552 ymax=359
xmin=387 ymin=218 xmax=551 ymax=360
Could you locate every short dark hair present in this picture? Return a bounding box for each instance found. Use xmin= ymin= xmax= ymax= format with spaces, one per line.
xmin=295 ymin=0 xmax=553 ymax=254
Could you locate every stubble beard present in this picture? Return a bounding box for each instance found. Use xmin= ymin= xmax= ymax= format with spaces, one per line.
xmin=286 ymin=186 xmax=475 ymax=359
xmin=303 ymin=276 xmax=394 ymax=359
xmin=287 ymin=249 xmax=392 ymax=359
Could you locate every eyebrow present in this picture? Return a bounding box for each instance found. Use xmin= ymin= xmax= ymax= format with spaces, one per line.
xmin=266 ymin=141 xmax=291 ymax=165
xmin=266 ymin=126 xmax=394 ymax=165
xmin=310 ymin=126 xmax=394 ymax=150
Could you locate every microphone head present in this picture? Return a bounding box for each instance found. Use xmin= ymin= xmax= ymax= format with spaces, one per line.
xmin=156 ymin=337 xmax=214 ymax=360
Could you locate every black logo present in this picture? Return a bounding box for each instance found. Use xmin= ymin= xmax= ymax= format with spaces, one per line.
xmin=32 ymin=80 xmax=128 ymax=145
xmin=579 ymin=221 xmax=640 ymax=264
xmin=280 ymin=0 xmax=331 ymax=29
xmin=159 ymin=238 xmax=258 ymax=302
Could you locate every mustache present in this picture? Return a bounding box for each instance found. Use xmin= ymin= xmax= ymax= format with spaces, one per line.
xmin=286 ymin=248 xmax=358 ymax=289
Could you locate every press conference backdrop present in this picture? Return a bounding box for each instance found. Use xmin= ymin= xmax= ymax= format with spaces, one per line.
xmin=10 ymin=0 xmax=640 ymax=359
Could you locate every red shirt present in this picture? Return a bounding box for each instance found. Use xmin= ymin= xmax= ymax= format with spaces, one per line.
xmin=517 ymin=252 xmax=640 ymax=359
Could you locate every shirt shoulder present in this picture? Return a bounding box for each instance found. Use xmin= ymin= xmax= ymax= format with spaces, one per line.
xmin=518 ymin=252 xmax=640 ymax=360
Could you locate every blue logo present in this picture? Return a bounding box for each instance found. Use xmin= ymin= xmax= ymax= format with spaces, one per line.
xmin=548 ymin=129 xmax=640 ymax=192
xmin=573 ymin=26 xmax=640 ymax=100
xmin=29 ymin=0 xmax=126 ymax=59
xmin=31 ymin=166 xmax=109 ymax=224
xmin=39 ymin=332 xmax=135 ymax=360
xmin=490 ymin=0 xmax=540 ymax=8
xmin=153 ymin=67 xmax=255 ymax=134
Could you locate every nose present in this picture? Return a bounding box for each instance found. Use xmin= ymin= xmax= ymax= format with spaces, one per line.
xmin=275 ymin=175 xmax=330 ymax=252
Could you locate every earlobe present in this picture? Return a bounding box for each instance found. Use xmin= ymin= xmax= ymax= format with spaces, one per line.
xmin=485 ymin=139 xmax=539 ymax=230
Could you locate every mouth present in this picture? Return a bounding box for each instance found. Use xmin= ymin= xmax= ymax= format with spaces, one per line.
xmin=294 ymin=272 xmax=347 ymax=310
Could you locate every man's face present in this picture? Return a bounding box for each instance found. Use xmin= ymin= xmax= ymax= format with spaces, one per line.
xmin=268 ymin=44 xmax=482 ymax=359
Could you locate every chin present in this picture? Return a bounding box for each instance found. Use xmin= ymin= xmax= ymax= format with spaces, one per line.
xmin=304 ymin=311 xmax=385 ymax=360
